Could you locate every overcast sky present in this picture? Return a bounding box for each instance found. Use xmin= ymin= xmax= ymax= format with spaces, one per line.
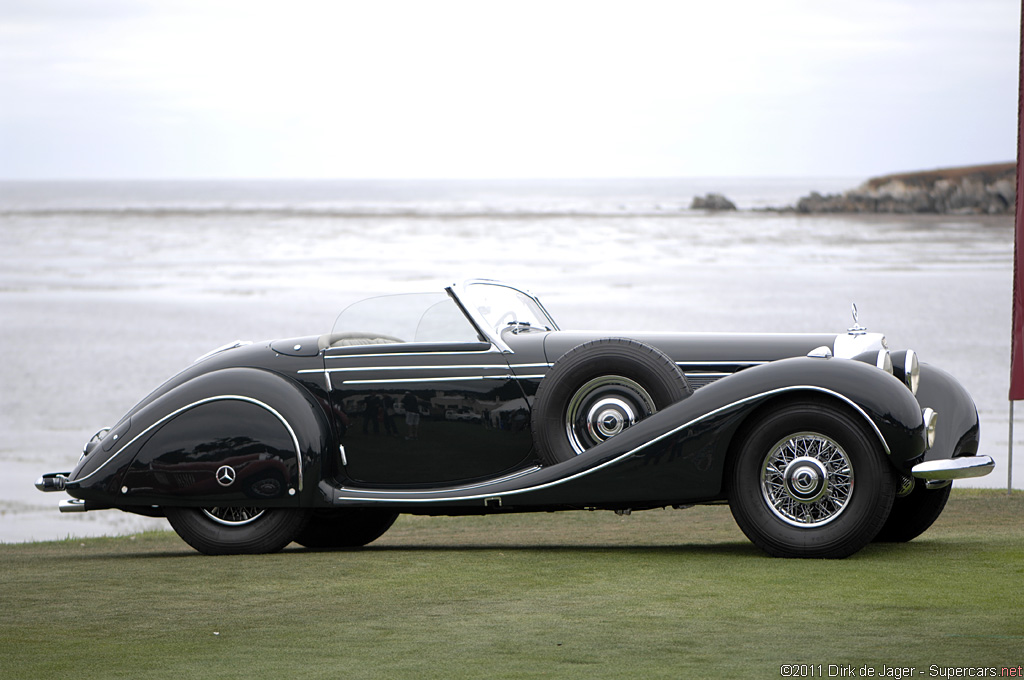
xmin=0 ymin=0 xmax=1019 ymax=180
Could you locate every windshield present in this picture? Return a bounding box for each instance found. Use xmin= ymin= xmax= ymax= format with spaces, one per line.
xmin=331 ymin=292 xmax=482 ymax=344
xmin=458 ymin=282 xmax=557 ymax=335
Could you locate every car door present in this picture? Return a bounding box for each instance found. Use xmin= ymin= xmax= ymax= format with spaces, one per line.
xmin=326 ymin=341 xmax=534 ymax=486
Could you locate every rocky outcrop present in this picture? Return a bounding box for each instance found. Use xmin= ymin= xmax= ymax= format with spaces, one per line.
xmin=794 ymin=162 xmax=1016 ymax=215
xmin=691 ymin=193 xmax=737 ymax=211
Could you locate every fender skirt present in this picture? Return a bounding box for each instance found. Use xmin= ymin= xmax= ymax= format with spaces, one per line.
xmin=63 ymin=368 xmax=330 ymax=508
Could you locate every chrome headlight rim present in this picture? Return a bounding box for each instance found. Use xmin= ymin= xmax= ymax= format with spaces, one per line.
xmin=850 ymin=349 xmax=894 ymax=377
xmin=890 ymin=349 xmax=920 ymax=395
xmin=922 ymin=407 xmax=938 ymax=450
xmin=875 ymin=349 xmax=893 ymax=375
xmin=904 ymin=350 xmax=920 ymax=395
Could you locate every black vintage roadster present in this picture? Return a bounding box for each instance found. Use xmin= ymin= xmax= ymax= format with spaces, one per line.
xmin=37 ymin=280 xmax=994 ymax=557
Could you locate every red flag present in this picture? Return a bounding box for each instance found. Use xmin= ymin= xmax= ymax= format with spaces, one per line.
xmin=1010 ymin=2 xmax=1024 ymax=400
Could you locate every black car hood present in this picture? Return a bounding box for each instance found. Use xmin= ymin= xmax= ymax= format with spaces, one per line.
xmin=541 ymin=330 xmax=838 ymax=365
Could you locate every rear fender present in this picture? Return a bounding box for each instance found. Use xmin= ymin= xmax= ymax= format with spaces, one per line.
xmin=66 ymin=368 xmax=331 ymax=508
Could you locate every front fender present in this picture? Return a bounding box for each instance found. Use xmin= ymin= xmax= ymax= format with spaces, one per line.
xmin=65 ymin=367 xmax=331 ymax=508
xmin=914 ymin=363 xmax=980 ymax=461
xmin=692 ymin=356 xmax=929 ymax=467
xmin=514 ymin=355 xmax=928 ymax=505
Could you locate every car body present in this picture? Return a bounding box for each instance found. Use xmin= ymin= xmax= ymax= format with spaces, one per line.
xmin=37 ymin=280 xmax=994 ymax=557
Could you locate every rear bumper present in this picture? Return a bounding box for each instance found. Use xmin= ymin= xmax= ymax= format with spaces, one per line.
xmin=911 ymin=455 xmax=995 ymax=482
xmin=35 ymin=472 xmax=70 ymax=492
xmin=37 ymin=475 xmax=104 ymax=512
xmin=37 ymin=473 xmax=92 ymax=512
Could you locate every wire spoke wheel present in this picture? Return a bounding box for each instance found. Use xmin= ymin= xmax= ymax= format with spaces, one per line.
xmin=201 ymin=506 xmax=266 ymax=526
xmin=728 ymin=401 xmax=895 ymax=558
xmin=760 ymin=432 xmax=853 ymax=527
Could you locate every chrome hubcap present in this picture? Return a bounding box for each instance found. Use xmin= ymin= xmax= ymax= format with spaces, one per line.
xmin=783 ymin=457 xmax=829 ymax=503
xmin=760 ymin=432 xmax=853 ymax=527
xmin=201 ymin=507 xmax=265 ymax=526
xmin=565 ymin=376 xmax=656 ymax=455
xmin=589 ymin=397 xmax=636 ymax=439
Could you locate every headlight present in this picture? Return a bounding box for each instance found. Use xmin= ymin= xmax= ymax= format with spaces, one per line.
xmin=922 ymin=408 xmax=938 ymax=449
xmin=890 ymin=349 xmax=920 ymax=395
xmin=852 ymin=349 xmax=893 ymax=375
xmin=876 ymin=349 xmax=893 ymax=374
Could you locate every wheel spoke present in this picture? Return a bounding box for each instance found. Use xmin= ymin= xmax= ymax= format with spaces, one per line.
xmin=759 ymin=432 xmax=854 ymax=528
xmin=202 ymin=506 xmax=265 ymax=526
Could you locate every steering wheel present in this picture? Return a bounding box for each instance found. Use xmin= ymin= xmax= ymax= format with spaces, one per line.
xmin=496 ymin=311 xmax=518 ymax=330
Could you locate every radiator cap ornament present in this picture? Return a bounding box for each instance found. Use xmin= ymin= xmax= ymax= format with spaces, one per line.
xmin=848 ymin=303 xmax=867 ymax=335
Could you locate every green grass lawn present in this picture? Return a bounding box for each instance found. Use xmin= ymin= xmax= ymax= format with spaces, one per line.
xmin=1 ymin=489 xmax=1021 ymax=680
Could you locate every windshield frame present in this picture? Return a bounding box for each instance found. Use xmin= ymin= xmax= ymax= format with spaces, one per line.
xmin=447 ymin=279 xmax=560 ymax=353
xmin=328 ymin=291 xmax=487 ymax=347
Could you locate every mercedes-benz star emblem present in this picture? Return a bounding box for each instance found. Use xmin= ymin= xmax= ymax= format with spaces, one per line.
xmin=215 ymin=465 xmax=236 ymax=487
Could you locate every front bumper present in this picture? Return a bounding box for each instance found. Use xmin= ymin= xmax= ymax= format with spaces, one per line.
xmin=911 ymin=455 xmax=995 ymax=482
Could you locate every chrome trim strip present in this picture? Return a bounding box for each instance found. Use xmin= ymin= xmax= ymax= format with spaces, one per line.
xmin=334 ymin=385 xmax=891 ymax=504
xmin=71 ymin=396 xmax=305 ymax=492
xmin=325 ymin=364 xmax=512 ymax=373
xmin=341 ymin=375 xmax=512 ymax=385
xmin=346 ymin=466 xmax=545 ymax=496
xmin=676 ymin=361 xmax=767 ymax=367
xmin=300 ymin=370 xmax=547 ymax=383
xmin=194 ymin=340 xmax=252 ymax=364
xmin=325 ymin=348 xmax=501 ymax=359
xmin=683 ymin=372 xmax=732 ymax=379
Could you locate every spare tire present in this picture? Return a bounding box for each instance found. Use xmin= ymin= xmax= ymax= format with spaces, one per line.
xmin=531 ymin=338 xmax=691 ymax=465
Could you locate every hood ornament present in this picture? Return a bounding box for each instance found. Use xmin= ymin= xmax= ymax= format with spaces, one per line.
xmin=848 ymin=303 xmax=868 ymax=335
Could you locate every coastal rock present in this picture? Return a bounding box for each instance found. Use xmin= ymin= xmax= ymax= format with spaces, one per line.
xmin=690 ymin=193 xmax=737 ymax=211
xmin=793 ymin=162 xmax=1016 ymax=215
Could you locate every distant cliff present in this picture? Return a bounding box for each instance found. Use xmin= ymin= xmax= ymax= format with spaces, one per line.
xmin=793 ymin=162 xmax=1016 ymax=215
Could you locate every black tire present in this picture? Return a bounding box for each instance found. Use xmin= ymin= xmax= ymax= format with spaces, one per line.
xmin=294 ymin=508 xmax=399 ymax=549
xmin=531 ymin=338 xmax=691 ymax=465
xmin=727 ymin=401 xmax=896 ymax=558
xmin=165 ymin=506 xmax=310 ymax=555
xmin=873 ymin=481 xmax=951 ymax=542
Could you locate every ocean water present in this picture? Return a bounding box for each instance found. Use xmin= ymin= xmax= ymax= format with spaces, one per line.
xmin=0 ymin=178 xmax=1016 ymax=543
